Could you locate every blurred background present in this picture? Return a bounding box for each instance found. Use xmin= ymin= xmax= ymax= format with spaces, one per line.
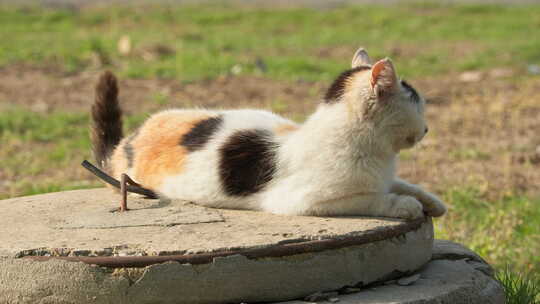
xmin=0 ymin=0 xmax=539 ymax=278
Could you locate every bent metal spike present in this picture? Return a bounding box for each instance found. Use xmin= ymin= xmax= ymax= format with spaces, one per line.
xmin=81 ymin=160 xmax=157 ymax=211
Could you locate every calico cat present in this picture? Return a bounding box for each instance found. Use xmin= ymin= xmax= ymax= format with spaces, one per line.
xmin=91 ymin=48 xmax=446 ymax=219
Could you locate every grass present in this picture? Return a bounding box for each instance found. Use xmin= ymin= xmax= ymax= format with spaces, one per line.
xmin=0 ymin=108 xmax=147 ymax=199
xmin=497 ymin=267 xmax=540 ymax=304
xmin=1 ymin=3 xmax=540 ymax=82
xmin=435 ymin=187 xmax=540 ymax=272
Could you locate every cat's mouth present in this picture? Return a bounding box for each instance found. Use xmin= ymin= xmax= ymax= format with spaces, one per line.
xmin=405 ymin=132 xmax=426 ymax=148
xmin=406 ymin=136 xmax=416 ymax=146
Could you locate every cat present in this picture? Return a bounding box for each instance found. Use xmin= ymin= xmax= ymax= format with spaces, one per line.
xmin=91 ymin=48 xmax=447 ymax=219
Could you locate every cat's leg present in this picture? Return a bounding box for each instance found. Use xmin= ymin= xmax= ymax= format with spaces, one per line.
xmin=306 ymin=192 xmax=425 ymax=220
xmin=261 ymin=186 xmax=423 ymax=219
xmin=390 ymin=178 xmax=447 ymax=217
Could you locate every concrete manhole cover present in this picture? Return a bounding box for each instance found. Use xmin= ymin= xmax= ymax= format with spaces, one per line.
xmin=50 ymin=198 xmax=224 ymax=229
xmin=0 ymin=188 xmax=434 ymax=304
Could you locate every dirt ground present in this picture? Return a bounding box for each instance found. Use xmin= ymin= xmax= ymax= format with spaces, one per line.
xmin=0 ymin=65 xmax=322 ymax=117
xmin=1 ymin=65 xmax=540 ymax=202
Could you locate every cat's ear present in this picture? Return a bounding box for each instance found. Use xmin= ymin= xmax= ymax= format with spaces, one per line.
xmin=351 ymin=47 xmax=371 ymax=68
xmin=370 ymin=58 xmax=399 ymax=97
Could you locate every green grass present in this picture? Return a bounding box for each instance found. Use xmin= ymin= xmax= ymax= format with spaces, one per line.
xmin=497 ymin=267 xmax=540 ymax=304
xmin=0 ymin=107 xmax=146 ymax=199
xmin=1 ymin=3 xmax=540 ymax=81
xmin=435 ymin=187 xmax=540 ymax=272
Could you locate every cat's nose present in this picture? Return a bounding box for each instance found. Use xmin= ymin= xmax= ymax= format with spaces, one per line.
xmin=424 ymin=127 xmax=429 ymax=134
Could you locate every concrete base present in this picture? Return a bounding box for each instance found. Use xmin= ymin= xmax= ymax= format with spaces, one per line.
xmin=0 ymin=188 xmax=436 ymax=303
xmin=278 ymin=240 xmax=505 ymax=304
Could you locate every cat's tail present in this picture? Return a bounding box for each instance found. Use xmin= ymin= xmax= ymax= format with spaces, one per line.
xmin=91 ymin=71 xmax=123 ymax=169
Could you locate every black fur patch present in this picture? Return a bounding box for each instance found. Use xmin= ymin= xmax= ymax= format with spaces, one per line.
xmin=180 ymin=116 xmax=223 ymax=152
xmin=124 ymin=130 xmax=139 ymax=168
xmin=324 ymin=65 xmax=371 ymax=103
xmin=219 ymin=129 xmax=278 ymax=196
xmin=400 ymin=80 xmax=420 ymax=103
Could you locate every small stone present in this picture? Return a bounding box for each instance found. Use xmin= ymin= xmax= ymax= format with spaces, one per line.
xmin=328 ymin=297 xmax=340 ymax=303
xmin=397 ymin=273 xmax=420 ymax=286
xmin=459 ymin=71 xmax=483 ymax=82
xmin=117 ymin=35 xmax=132 ymax=56
xmin=528 ymin=64 xmax=540 ymax=75
xmin=304 ymin=291 xmax=338 ymax=302
xmin=231 ymin=64 xmax=242 ymax=75
xmin=304 ymin=292 xmax=324 ymax=302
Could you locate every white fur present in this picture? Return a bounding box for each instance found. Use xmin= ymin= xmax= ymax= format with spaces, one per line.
xmin=149 ymin=49 xmax=447 ymax=219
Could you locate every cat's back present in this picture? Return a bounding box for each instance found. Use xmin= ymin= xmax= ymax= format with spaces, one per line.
xmin=142 ymin=108 xmax=295 ymax=134
xmin=111 ymin=108 xmax=297 ymax=207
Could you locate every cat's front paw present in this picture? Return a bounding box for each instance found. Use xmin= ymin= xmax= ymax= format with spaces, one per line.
xmin=393 ymin=196 xmax=424 ymax=220
xmin=421 ymin=193 xmax=447 ymax=217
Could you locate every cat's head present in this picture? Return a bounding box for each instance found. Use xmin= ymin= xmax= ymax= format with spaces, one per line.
xmin=324 ymin=48 xmax=428 ymax=153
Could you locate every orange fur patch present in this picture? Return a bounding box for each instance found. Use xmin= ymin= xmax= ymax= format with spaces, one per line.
xmin=274 ymin=123 xmax=299 ymax=135
xmin=128 ymin=110 xmax=214 ymax=189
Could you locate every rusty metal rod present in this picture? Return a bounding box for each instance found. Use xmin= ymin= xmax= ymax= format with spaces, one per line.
xmin=24 ymin=218 xmax=425 ymax=268
xmin=120 ymin=174 xmax=128 ymax=211
xmin=120 ymin=172 xmax=151 ymax=211
xmin=81 ymin=160 xmax=157 ymax=199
